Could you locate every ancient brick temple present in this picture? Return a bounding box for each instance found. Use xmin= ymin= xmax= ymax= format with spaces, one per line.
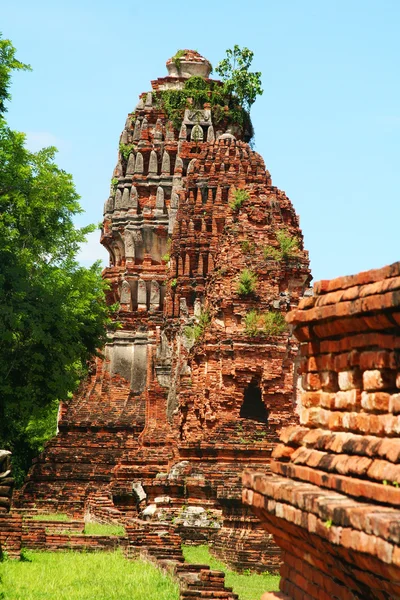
xmin=0 ymin=451 xmax=22 ymax=558
xmin=244 ymin=261 xmax=400 ymax=598
xmin=17 ymin=51 xmax=310 ymax=570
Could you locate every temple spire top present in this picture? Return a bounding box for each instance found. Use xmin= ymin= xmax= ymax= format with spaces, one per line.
xmin=166 ymin=50 xmax=212 ymax=79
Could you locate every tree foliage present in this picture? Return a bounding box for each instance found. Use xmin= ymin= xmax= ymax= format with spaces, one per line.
xmin=215 ymin=45 xmax=263 ymax=112
xmin=0 ymin=34 xmax=31 ymax=114
xmin=0 ymin=35 xmax=110 ymax=483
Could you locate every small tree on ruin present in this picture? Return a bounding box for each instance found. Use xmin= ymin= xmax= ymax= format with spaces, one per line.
xmin=215 ymin=45 xmax=263 ymax=113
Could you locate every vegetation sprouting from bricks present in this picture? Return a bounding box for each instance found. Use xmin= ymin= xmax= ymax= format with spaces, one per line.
xmin=154 ymin=46 xmax=262 ymax=140
xmin=10 ymin=43 xmax=311 ymax=583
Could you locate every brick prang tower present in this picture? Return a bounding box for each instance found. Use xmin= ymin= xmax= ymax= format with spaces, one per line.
xmin=17 ymin=51 xmax=311 ymax=572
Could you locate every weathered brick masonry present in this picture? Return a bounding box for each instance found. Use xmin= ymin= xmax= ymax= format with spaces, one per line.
xmin=0 ymin=451 xmax=22 ymax=558
xmin=17 ymin=50 xmax=310 ymax=570
xmin=244 ymin=261 xmax=400 ymax=599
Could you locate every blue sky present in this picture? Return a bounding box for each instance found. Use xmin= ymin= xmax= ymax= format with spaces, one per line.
xmin=2 ymin=0 xmax=399 ymax=282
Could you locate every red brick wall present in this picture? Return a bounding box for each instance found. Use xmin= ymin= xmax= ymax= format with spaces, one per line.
xmin=0 ymin=514 xmax=22 ymax=559
xmin=244 ymin=261 xmax=400 ymax=599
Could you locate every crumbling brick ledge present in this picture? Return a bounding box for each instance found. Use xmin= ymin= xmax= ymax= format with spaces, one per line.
xmin=0 ymin=514 xmax=22 ymax=559
xmin=243 ymin=261 xmax=400 ymax=600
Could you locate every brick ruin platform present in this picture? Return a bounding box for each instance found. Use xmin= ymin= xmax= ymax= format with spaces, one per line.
xmin=10 ymin=511 xmax=239 ymax=598
xmin=16 ymin=50 xmax=311 ymax=571
xmin=0 ymin=451 xmax=22 ymax=559
xmin=243 ymin=261 xmax=400 ymax=599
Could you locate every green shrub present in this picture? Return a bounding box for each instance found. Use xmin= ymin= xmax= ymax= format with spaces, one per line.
xmin=183 ymin=326 xmax=195 ymax=340
xmin=240 ymin=240 xmax=255 ymax=254
xmin=263 ymin=245 xmax=281 ymax=261
xmin=264 ymin=230 xmax=299 ymax=261
xmin=153 ymin=75 xmax=253 ymax=139
xmin=244 ymin=310 xmax=287 ymax=336
xmin=185 ymin=76 xmax=208 ymax=91
xmin=230 ymin=189 xmax=249 ymax=212
xmin=170 ymin=278 xmax=178 ymax=289
xmin=119 ymin=143 xmax=134 ymax=161
xmin=161 ymin=238 xmax=171 ymax=262
xmin=276 ymin=229 xmax=299 ymax=258
xmin=263 ymin=311 xmax=287 ymax=335
xmin=171 ymin=49 xmax=186 ymax=72
xmin=237 ymin=269 xmax=257 ymax=296
xmin=244 ymin=309 xmax=259 ymax=336
xmin=195 ymin=309 xmax=210 ymax=338
xmin=215 ymin=46 xmax=263 ymax=113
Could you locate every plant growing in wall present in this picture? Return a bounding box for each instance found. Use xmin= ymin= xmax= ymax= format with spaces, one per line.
xmin=244 ymin=309 xmax=259 ymax=336
xmin=184 ymin=309 xmax=211 ymax=342
xmin=119 ymin=143 xmax=134 ymax=161
xmin=240 ymin=240 xmax=256 ymax=254
xmin=193 ymin=309 xmax=211 ymax=340
xmin=264 ymin=230 xmax=299 ymax=261
xmin=230 ymin=188 xmax=249 ymax=212
xmin=237 ymin=269 xmax=257 ymax=296
xmin=263 ymin=311 xmax=287 ymax=335
xmin=276 ymin=229 xmax=299 ymax=259
xmin=171 ymin=49 xmax=186 ymax=73
xmin=161 ymin=238 xmax=171 ymax=263
xmin=215 ymin=45 xmax=263 ymax=113
xmin=155 ymin=47 xmax=261 ymax=141
xmin=244 ymin=310 xmax=287 ymax=336
xmin=263 ymin=245 xmax=281 ymax=261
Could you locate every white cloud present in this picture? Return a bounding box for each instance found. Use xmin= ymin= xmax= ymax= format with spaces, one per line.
xmin=25 ymin=131 xmax=65 ymax=152
xmin=77 ymin=230 xmax=108 ymax=267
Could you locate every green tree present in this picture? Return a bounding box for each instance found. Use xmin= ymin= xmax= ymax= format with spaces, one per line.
xmin=0 ymin=35 xmax=110 ymax=484
xmin=0 ymin=35 xmax=31 ymax=114
xmin=215 ymin=45 xmax=263 ymax=112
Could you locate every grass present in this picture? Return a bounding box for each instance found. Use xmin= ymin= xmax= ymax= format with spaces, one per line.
xmin=83 ymin=522 xmax=126 ymax=536
xmin=29 ymin=515 xmax=125 ymax=536
xmin=0 ymin=549 xmax=179 ymax=600
xmin=182 ymin=545 xmax=280 ymax=600
xmin=31 ymin=513 xmax=69 ymax=522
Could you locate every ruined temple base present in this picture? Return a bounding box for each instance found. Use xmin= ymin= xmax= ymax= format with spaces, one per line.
xmin=211 ymin=498 xmax=281 ymax=573
xmin=0 ymin=514 xmax=22 ymax=559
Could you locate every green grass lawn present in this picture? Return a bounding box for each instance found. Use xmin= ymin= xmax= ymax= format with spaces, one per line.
xmin=31 ymin=513 xmax=69 ymax=521
xmin=182 ymin=545 xmax=280 ymax=600
xmin=29 ymin=515 xmax=125 ymax=536
xmin=0 ymin=550 xmax=179 ymax=600
xmin=83 ymin=522 xmax=125 ymax=536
